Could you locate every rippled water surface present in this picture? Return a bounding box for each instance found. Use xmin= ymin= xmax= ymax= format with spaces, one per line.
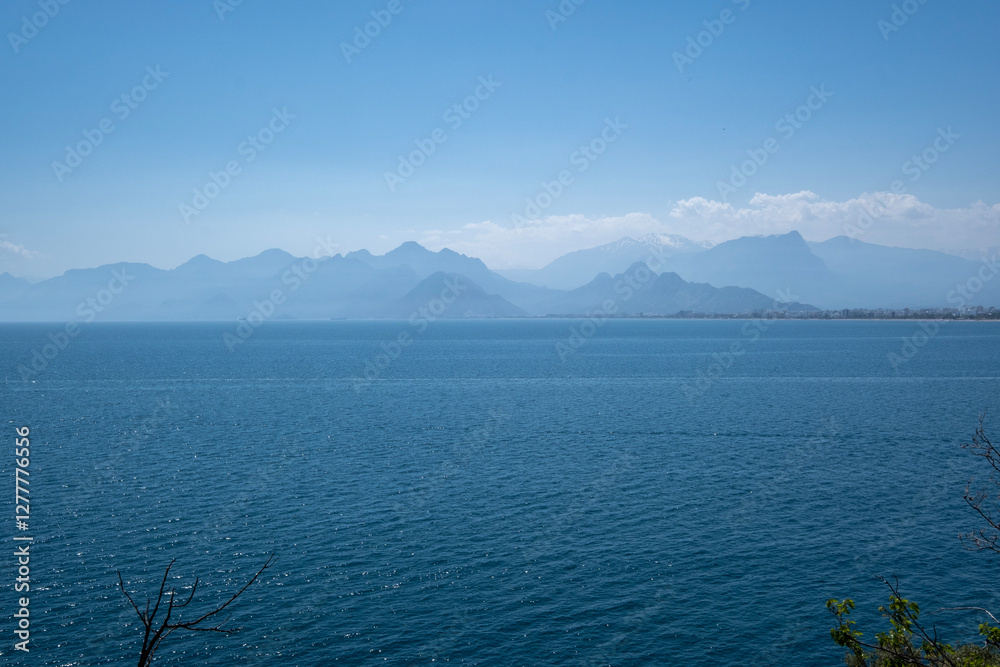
xmin=2 ymin=320 xmax=999 ymax=666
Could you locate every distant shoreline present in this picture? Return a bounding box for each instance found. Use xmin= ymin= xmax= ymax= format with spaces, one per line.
xmin=537 ymin=315 xmax=1000 ymax=322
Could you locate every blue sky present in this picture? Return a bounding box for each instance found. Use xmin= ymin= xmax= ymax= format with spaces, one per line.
xmin=1 ymin=0 xmax=998 ymax=277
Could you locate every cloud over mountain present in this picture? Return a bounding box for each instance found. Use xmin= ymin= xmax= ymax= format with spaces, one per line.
xmin=417 ymin=212 xmax=667 ymax=270
xmin=418 ymin=192 xmax=1000 ymax=270
xmin=666 ymin=191 xmax=1000 ymax=252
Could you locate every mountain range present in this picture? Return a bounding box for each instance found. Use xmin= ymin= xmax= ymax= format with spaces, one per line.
xmin=502 ymin=231 xmax=1000 ymax=310
xmin=497 ymin=234 xmax=714 ymax=290
xmin=0 ymin=241 xmax=812 ymax=322
xmin=0 ymin=230 xmax=995 ymax=322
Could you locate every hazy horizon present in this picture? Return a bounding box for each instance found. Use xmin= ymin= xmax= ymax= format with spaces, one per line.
xmin=6 ymin=220 xmax=1000 ymax=282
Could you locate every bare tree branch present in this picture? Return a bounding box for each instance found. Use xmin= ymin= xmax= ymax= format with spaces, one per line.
xmin=117 ymin=570 xmax=143 ymax=619
xmin=961 ymin=414 xmax=1000 ymax=554
xmin=117 ymin=554 xmax=275 ymax=666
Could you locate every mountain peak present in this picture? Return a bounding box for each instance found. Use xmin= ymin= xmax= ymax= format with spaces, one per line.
xmin=637 ymin=233 xmax=714 ymax=251
xmin=175 ymin=253 xmax=223 ymax=269
xmin=752 ymin=230 xmax=808 ymax=247
xmin=603 ymin=237 xmax=642 ymax=252
xmin=398 ymin=272 xmax=526 ymax=318
xmin=391 ymin=241 xmax=429 ymax=253
xmin=253 ymin=248 xmax=296 ymax=261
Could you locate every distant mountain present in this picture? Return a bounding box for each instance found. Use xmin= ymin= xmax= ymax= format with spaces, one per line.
xmin=807 ymin=237 xmax=1000 ymax=308
xmin=948 ymin=246 xmax=1000 ymax=263
xmin=519 ymin=231 xmax=1000 ymax=309
xmin=5 ymin=262 xmax=169 ymax=321
xmin=347 ymin=242 xmax=485 ymax=280
xmin=508 ymin=230 xmax=836 ymax=305
xmin=629 ymin=270 xmax=815 ymax=315
xmin=348 ymin=242 xmax=556 ymax=313
xmin=292 ymin=256 xmax=420 ymax=319
xmin=498 ymin=233 xmax=713 ymax=290
xmin=6 ymin=233 xmax=995 ymax=322
xmin=171 ymin=250 xmax=296 ymax=284
xmin=0 ymin=272 xmax=30 ymax=302
xmin=665 ymin=231 xmax=1000 ymax=308
xmin=641 ymin=232 xmax=716 ymax=253
xmin=0 ymin=246 xmax=539 ymax=321
xmin=393 ymin=272 xmax=526 ymax=318
xmin=663 ymin=231 xmax=838 ymax=305
xmin=544 ymin=262 xmax=815 ymax=316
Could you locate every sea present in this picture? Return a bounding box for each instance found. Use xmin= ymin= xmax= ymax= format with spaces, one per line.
xmin=1 ymin=319 xmax=999 ymax=666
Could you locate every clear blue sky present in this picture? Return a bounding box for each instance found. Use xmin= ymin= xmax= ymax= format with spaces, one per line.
xmin=2 ymin=0 xmax=998 ymax=277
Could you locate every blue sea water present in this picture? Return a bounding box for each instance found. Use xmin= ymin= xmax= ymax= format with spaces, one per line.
xmin=1 ymin=320 xmax=999 ymax=666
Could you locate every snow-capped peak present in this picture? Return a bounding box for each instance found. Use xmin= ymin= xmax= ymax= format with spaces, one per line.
xmin=637 ymin=233 xmax=714 ymax=252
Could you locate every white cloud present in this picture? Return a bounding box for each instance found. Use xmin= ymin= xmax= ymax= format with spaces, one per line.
xmin=417 ymin=192 xmax=1000 ymax=268
xmin=418 ymin=213 xmax=666 ymax=269
xmin=666 ymin=191 xmax=1000 ymax=250
xmin=0 ymin=240 xmax=41 ymax=260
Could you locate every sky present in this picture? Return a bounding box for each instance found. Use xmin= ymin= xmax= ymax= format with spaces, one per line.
xmin=1 ymin=0 xmax=998 ymax=278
